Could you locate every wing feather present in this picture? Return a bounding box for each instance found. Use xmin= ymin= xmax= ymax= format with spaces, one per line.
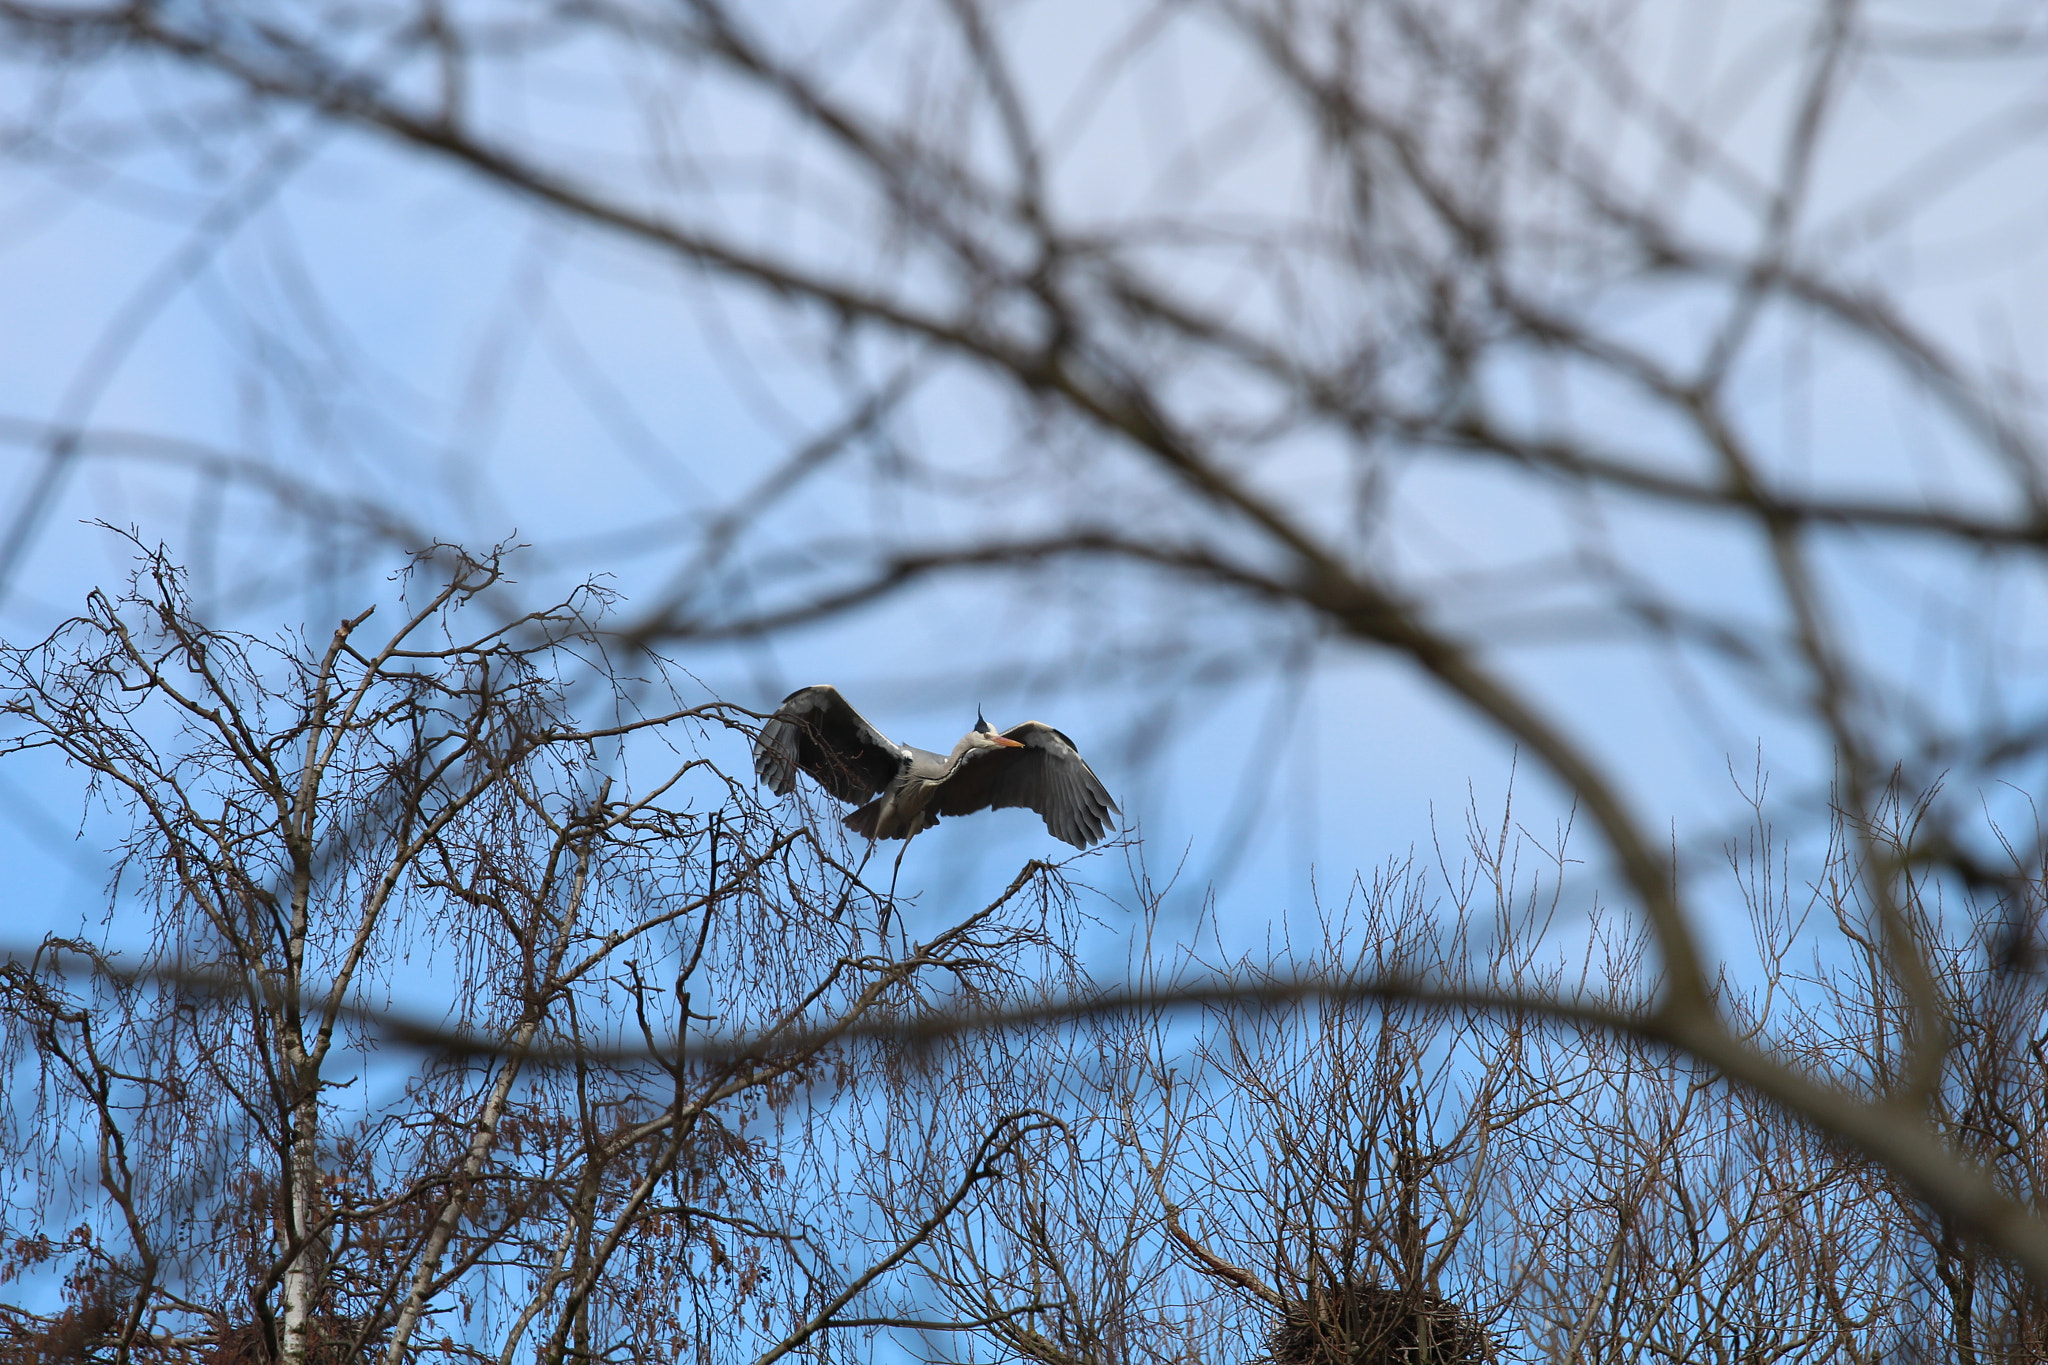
xmin=931 ymin=721 xmax=1117 ymax=848
xmin=753 ymin=685 xmax=902 ymax=804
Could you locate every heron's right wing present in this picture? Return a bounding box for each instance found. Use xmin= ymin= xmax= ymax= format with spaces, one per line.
xmin=753 ymin=685 xmax=901 ymax=803
xmin=932 ymin=721 xmax=1118 ymax=849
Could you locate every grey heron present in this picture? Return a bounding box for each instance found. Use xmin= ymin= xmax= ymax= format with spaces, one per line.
xmin=753 ymin=685 xmax=1118 ymax=849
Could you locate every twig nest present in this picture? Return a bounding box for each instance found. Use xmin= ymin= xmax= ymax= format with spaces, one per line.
xmin=1269 ymin=1281 xmax=1495 ymax=1365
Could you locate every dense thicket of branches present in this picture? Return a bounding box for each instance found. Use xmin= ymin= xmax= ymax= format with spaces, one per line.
xmin=1 ymin=555 xmax=2046 ymax=1364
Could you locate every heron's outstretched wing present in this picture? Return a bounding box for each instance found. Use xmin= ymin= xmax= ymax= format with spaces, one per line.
xmin=753 ymin=685 xmax=901 ymax=804
xmin=932 ymin=721 xmax=1118 ymax=849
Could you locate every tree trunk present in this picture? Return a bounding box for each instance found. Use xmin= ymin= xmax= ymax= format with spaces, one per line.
xmin=281 ymin=1086 xmax=324 ymax=1365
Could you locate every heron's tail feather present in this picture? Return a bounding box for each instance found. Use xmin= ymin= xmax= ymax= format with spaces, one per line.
xmin=843 ymin=800 xmax=885 ymax=840
xmin=843 ymin=801 xmax=933 ymax=840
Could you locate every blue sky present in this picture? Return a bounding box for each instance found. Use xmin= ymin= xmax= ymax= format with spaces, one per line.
xmin=3 ymin=0 xmax=2046 ymax=990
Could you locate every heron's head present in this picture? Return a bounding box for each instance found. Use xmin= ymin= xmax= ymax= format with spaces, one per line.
xmin=973 ymin=710 xmax=1025 ymax=749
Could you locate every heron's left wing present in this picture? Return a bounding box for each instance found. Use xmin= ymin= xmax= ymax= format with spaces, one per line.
xmin=933 ymin=721 xmax=1118 ymax=849
xmin=753 ymin=685 xmax=901 ymax=804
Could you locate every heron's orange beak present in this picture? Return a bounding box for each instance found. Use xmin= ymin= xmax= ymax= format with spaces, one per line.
xmin=995 ymin=735 xmax=1025 ymax=747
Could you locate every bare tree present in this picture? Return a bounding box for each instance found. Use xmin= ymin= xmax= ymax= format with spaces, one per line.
xmin=863 ymin=795 xmax=2048 ymax=1363
xmin=0 ymin=544 xmax=1083 ymax=1365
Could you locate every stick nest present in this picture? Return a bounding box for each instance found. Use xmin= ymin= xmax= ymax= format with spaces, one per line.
xmin=1269 ymin=1281 xmax=1496 ymax=1365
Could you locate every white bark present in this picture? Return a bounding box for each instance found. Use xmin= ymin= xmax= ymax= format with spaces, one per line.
xmin=281 ymin=1088 xmax=324 ymax=1365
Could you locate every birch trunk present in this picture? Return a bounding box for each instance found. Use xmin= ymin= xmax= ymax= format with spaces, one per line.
xmin=281 ymin=1085 xmax=324 ymax=1365
xmin=379 ymin=1018 xmax=542 ymax=1365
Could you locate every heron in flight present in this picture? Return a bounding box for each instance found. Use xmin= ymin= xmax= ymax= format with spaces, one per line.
xmin=753 ymin=685 xmax=1117 ymax=849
